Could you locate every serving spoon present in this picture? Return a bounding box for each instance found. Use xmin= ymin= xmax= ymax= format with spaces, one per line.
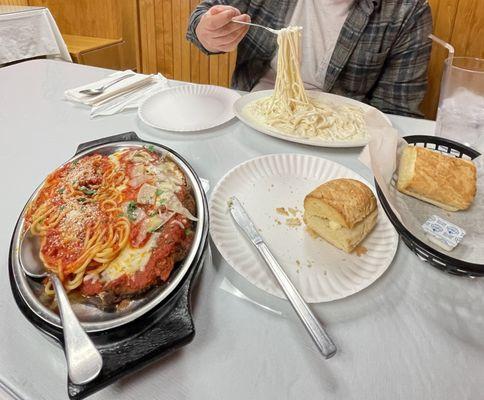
xmin=20 ymin=231 xmax=103 ymax=385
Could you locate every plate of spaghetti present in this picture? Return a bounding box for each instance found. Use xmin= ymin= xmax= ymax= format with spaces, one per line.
xmin=234 ymin=26 xmax=391 ymax=148
xmin=11 ymin=133 xmax=208 ymax=331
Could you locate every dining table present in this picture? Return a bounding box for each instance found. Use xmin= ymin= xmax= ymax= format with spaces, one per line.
xmin=1 ymin=59 xmax=483 ymax=400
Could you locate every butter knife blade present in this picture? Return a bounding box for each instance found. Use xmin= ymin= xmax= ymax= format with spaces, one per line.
xmin=228 ymin=197 xmax=263 ymax=246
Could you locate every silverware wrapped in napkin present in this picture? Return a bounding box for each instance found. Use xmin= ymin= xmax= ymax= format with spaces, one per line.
xmin=64 ymin=70 xmax=169 ymax=117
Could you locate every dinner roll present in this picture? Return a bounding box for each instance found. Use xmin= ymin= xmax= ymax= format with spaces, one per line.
xmin=303 ymin=179 xmax=378 ymax=253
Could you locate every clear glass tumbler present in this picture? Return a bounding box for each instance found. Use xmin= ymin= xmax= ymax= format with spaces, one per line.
xmin=435 ymin=57 xmax=484 ymax=152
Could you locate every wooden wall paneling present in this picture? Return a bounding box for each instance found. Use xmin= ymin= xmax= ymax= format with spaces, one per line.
xmin=465 ymin=0 xmax=484 ymax=58
xmin=139 ymin=0 xmax=157 ymax=73
xmin=190 ymin=44 xmax=200 ymax=83
xmin=427 ymin=0 xmax=440 ymax=20
xmin=228 ymin=50 xmax=237 ymax=86
xmin=209 ymin=53 xmax=219 ymax=85
xmin=189 ymin=0 xmax=200 ymax=83
xmin=191 ymin=2 xmax=210 ymax=84
xmin=199 ymin=53 xmax=210 ymax=84
xmin=161 ymin=0 xmax=173 ymax=79
xmin=421 ymin=0 xmax=461 ymax=119
xmin=180 ymin=0 xmax=191 ymax=82
xmin=451 ymin=0 xmax=484 ymax=58
xmin=30 ymin=0 xmax=120 ymax=38
xmin=120 ymin=0 xmax=141 ymax=71
xmin=153 ymin=0 xmax=164 ymax=75
xmin=138 ymin=0 xmax=239 ymax=86
xmin=0 ymin=0 xmax=29 ymax=5
xmin=171 ymin=0 xmax=182 ymax=80
xmin=219 ymin=52 xmax=229 ymax=87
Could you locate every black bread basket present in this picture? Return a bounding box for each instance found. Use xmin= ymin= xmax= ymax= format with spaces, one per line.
xmin=374 ymin=135 xmax=483 ymax=277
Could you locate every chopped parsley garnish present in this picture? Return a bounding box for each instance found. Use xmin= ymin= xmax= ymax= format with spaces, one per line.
xmin=127 ymin=201 xmax=137 ymax=221
xmin=185 ymin=229 xmax=193 ymax=236
xmin=57 ymin=187 xmax=65 ymax=194
xmin=117 ymin=212 xmax=125 ymax=218
xmin=149 ymin=211 xmax=158 ymax=217
xmin=146 ymin=144 xmax=155 ymax=152
xmin=59 ymin=205 xmax=66 ymax=211
xmin=72 ymin=160 xmax=79 ymax=166
xmin=79 ymin=186 xmax=96 ymax=196
xmin=155 ymin=188 xmax=163 ymax=196
xmin=78 ymin=197 xmax=86 ymax=203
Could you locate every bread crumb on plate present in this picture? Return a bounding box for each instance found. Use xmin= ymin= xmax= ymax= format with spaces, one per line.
xmin=276 ymin=207 xmax=289 ymax=216
xmin=354 ymin=245 xmax=368 ymax=256
xmin=286 ymin=217 xmax=301 ymax=227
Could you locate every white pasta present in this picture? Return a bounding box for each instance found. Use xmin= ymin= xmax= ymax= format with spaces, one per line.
xmin=245 ymin=26 xmax=367 ymax=141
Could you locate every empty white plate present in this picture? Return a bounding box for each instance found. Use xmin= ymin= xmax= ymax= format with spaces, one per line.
xmin=138 ymin=84 xmax=241 ymax=132
xmin=210 ymin=153 xmax=399 ymax=303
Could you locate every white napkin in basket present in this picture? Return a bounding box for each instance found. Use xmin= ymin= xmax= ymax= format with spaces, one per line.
xmin=359 ymin=109 xmax=402 ymax=219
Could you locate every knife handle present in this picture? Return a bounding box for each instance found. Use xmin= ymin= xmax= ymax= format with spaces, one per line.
xmin=257 ymin=243 xmax=337 ymax=359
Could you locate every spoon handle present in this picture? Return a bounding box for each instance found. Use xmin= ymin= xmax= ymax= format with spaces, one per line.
xmin=100 ymin=73 xmax=135 ymax=90
xmin=50 ymin=274 xmax=103 ymax=385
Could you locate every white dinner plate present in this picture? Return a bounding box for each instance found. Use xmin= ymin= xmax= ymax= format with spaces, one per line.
xmin=138 ymin=84 xmax=241 ymax=131
xmin=210 ymin=154 xmax=399 ymax=303
xmin=234 ymin=90 xmax=392 ymax=148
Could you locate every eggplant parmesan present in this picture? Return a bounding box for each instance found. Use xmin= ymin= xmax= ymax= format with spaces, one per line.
xmin=24 ymin=147 xmax=197 ymax=304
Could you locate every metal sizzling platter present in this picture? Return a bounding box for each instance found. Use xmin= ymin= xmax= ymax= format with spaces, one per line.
xmin=10 ymin=138 xmax=208 ymax=332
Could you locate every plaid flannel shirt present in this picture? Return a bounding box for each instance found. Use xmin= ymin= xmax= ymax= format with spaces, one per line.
xmin=187 ymin=0 xmax=432 ymax=117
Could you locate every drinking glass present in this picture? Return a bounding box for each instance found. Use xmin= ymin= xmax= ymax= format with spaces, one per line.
xmin=435 ymin=57 xmax=484 ymax=152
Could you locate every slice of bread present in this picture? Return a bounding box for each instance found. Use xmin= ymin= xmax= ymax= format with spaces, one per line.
xmin=397 ymin=146 xmax=477 ymax=211
xmin=304 ymin=179 xmax=378 ymax=253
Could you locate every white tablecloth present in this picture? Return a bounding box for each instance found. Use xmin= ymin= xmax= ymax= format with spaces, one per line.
xmin=0 ymin=6 xmax=71 ymax=64
xmin=3 ymin=60 xmax=484 ymax=400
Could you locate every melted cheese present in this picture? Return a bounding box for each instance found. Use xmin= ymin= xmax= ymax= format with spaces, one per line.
xmin=100 ymin=234 xmax=159 ymax=282
xmin=150 ymin=160 xmax=185 ymax=192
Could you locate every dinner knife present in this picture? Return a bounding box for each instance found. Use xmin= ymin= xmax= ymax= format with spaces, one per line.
xmin=228 ymin=196 xmax=337 ymax=359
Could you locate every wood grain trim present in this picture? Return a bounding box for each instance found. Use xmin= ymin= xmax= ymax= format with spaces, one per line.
xmin=139 ymin=0 xmax=157 ymax=73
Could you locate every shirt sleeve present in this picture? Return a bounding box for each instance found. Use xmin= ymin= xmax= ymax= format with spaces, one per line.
xmin=186 ymin=0 xmax=250 ymax=55
xmin=368 ymin=1 xmax=433 ymax=118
